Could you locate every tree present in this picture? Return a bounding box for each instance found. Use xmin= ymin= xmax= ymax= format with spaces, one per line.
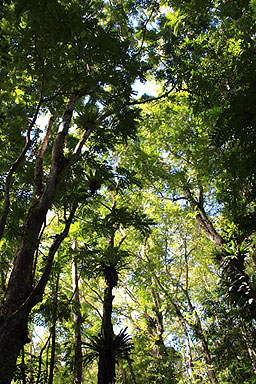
xmin=0 ymin=0 xmax=152 ymax=381
xmin=79 ymin=181 xmax=152 ymax=383
xmin=156 ymin=0 xmax=256 ymax=314
xmin=1 ymin=0 xmax=256 ymax=382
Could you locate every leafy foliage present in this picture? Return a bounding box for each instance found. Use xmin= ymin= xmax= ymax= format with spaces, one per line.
xmin=83 ymin=328 xmax=133 ymax=366
xmin=1 ymin=1 xmax=256 ymax=383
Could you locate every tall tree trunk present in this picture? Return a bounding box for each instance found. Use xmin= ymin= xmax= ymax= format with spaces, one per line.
xmin=48 ymin=274 xmax=59 ymax=384
xmin=0 ymin=87 xmax=88 ymax=383
xmin=72 ymin=259 xmax=83 ymax=384
xmin=98 ymin=266 xmax=117 ymax=384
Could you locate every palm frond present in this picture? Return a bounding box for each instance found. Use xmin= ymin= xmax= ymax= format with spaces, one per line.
xmin=83 ymin=328 xmax=133 ymax=366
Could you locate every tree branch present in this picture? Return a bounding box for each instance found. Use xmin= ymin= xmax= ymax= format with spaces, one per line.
xmin=34 ymin=111 xmax=58 ymax=197
xmin=0 ymin=91 xmax=43 ymax=240
xmin=6 ymin=202 xmax=78 ymax=319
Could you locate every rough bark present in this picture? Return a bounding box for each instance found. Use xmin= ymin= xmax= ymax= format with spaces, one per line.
xmin=0 ymin=87 xmax=88 ymax=384
xmin=72 ymin=259 xmax=83 ymax=384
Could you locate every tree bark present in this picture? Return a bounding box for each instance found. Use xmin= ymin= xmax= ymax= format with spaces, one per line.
xmin=0 ymin=87 xmax=88 ymax=384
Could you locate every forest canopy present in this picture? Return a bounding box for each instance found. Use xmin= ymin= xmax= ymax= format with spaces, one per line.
xmin=0 ymin=0 xmax=256 ymax=383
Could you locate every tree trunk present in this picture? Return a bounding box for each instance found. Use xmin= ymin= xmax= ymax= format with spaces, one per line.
xmin=240 ymin=320 xmax=256 ymax=374
xmin=98 ymin=283 xmax=115 ymax=384
xmin=98 ymin=266 xmax=117 ymax=384
xmin=178 ymin=319 xmax=193 ymax=384
xmin=72 ymin=259 xmax=83 ymax=384
xmin=98 ymin=352 xmax=116 ymax=384
xmin=48 ymin=274 xmax=59 ymax=384
xmin=120 ymin=363 xmax=129 ymax=384
xmin=186 ymin=294 xmax=219 ymax=384
xmin=151 ymin=289 xmax=168 ymax=358
xmin=0 ymin=88 xmax=88 ymax=383
xmin=127 ymin=358 xmax=137 ymax=384
xmin=35 ymin=335 xmax=50 ymax=384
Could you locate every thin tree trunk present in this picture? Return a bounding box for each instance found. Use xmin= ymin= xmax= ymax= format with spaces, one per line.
xmin=153 ymin=272 xmax=218 ymax=384
xmin=48 ymin=274 xmax=59 ymax=384
xmin=177 ymin=318 xmax=193 ymax=383
xmin=72 ymin=259 xmax=83 ymax=384
xmin=127 ymin=358 xmax=137 ymax=384
xmin=185 ymin=186 xmax=224 ymax=248
xmin=35 ymin=335 xmax=51 ymax=384
xmin=240 ymin=321 xmax=256 ymax=374
xmin=98 ymin=275 xmax=116 ymax=384
xmin=119 ymin=363 xmax=128 ymax=384
xmin=186 ymin=293 xmax=219 ymax=384
xmin=98 ymin=192 xmax=119 ymax=384
xmin=151 ymin=289 xmax=168 ymax=358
